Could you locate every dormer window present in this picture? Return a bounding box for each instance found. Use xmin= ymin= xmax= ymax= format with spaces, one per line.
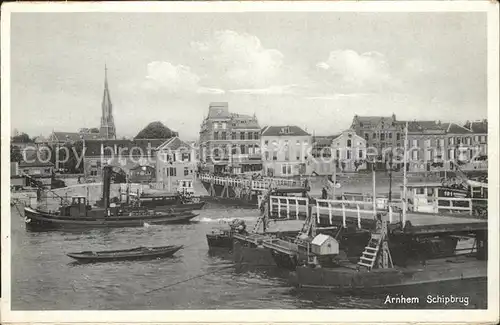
xmin=280 ymin=127 xmax=291 ymax=134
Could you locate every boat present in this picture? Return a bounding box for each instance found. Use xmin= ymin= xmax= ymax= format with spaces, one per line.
xmin=67 ymin=245 xmax=183 ymax=263
xmin=24 ymin=205 xmax=199 ymax=231
xmin=22 ymin=166 xmax=199 ymax=231
xmin=95 ymin=191 xmax=206 ymax=212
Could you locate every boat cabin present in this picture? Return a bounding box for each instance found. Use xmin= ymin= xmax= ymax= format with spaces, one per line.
xmin=134 ymin=192 xmax=183 ymax=207
xmin=59 ymin=196 xmax=91 ymax=217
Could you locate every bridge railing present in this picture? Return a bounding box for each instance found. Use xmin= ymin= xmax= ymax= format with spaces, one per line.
xmin=199 ymin=174 xmax=305 ymax=191
xmin=269 ymin=195 xmax=309 ymax=220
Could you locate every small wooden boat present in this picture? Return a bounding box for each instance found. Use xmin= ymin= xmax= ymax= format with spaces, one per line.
xmin=67 ymin=245 xmax=183 ymax=263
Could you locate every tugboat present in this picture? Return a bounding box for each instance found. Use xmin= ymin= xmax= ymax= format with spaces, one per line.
xmin=23 ymin=166 xmax=199 ymax=231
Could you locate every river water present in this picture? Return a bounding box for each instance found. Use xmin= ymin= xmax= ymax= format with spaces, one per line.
xmin=10 ymin=203 xmax=487 ymax=310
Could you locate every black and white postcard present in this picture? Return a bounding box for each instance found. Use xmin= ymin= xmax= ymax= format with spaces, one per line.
xmin=1 ymin=1 xmax=499 ymax=324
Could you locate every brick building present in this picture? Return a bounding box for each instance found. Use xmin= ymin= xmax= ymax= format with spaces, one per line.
xmin=199 ymin=102 xmax=262 ymax=174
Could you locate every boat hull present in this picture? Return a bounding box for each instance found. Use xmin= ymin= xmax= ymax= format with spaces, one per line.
xmin=67 ymin=245 xmax=183 ymax=263
xmin=290 ymin=257 xmax=487 ymax=295
xmin=24 ymin=207 xmax=198 ymax=231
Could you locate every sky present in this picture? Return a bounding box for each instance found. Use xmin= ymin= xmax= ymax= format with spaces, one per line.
xmin=10 ymin=12 xmax=487 ymax=141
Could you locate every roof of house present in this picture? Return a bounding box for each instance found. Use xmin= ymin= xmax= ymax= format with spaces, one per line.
xmin=157 ymin=137 xmax=193 ymax=151
xmin=83 ymin=139 xmax=167 ymax=156
xmin=51 ymin=131 xmax=103 ymax=142
xmin=404 ymin=120 xmax=446 ymax=133
xmin=207 ymin=102 xmax=231 ymax=119
xmin=313 ymin=136 xmax=334 ymax=146
xmin=261 ymin=125 xmax=310 ymax=137
xmin=352 ymin=115 xmax=397 ymax=128
xmin=441 ymin=123 xmax=473 ymax=134
xmin=465 ymin=120 xmax=488 ymax=133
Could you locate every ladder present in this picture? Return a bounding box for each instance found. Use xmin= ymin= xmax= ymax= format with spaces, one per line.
xmin=294 ymin=213 xmax=313 ymax=243
xmin=357 ymin=233 xmax=382 ymax=270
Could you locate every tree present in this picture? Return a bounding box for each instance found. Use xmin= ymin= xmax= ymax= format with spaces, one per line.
xmin=12 ymin=132 xmax=32 ymax=143
xmin=135 ymin=121 xmax=178 ymax=139
xmin=90 ymin=128 xmax=100 ymax=133
xmin=10 ymin=145 xmax=23 ymax=163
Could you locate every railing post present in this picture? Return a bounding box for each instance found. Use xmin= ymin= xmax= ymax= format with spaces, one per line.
xmin=277 ymin=197 xmax=281 ymax=218
xmin=286 ymin=197 xmax=290 ymax=219
xmin=389 ymin=205 xmax=393 ymax=223
xmin=328 ymin=201 xmax=333 ymax=224
xmin=357 ymin=204 xmax=361 ymax=229
xmin=316 ymin=201 xmax=320 ymax=224
xmin=342 ymin=203 xmax=346 ymax=228
xmin=295 ymin=198 xmax=299 ymax=220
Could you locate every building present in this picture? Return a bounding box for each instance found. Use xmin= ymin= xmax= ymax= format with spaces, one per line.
xmin=350 ymin=114 xmax=404 ymax=163
xmin=18 ymin=156 xmax=55 ymax=187
xmin=442 ymin=120 xmax=488 ymax=171
xmin=330 ymin=129 xmax=367 ymax=172
xmin=199 ymin=102 xmax=262 ymax=174
xmin=83 ymin=139 xmax=165 ymax=181
xmin=100 ymin=65 xmax=117 ymax=140
xmin=261 ymin=125 xmax=312 ymax=177
xmin=156 ymin=137 xmax=197 ymax=190
xmin=310 ymin=135 xmax=338 ymax=175
xmin=129 ymin=165 xmax=156 ymax=184
xmin=403 ymin=120 xmax=447 ymax=172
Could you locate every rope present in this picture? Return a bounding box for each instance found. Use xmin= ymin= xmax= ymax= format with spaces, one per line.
xmin=142 ymin=262 xmax=284 ymax=294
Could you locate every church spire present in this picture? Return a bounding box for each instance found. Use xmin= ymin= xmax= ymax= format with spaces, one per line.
xmin=100 ymin=64 xmax=116 ymax=139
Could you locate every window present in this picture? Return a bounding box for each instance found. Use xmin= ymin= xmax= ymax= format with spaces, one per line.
xmin=396 ymin=133 xmax=401 ymax=141
xmin=248 ymin=132 xmax=253 ymax=140
xmin=480 ymin=135 xmax=486 ymax=143
xmin=474 ymin=135 xmax=479 ymax=142
xmin=214 ymin=132 xmax=219 ymax=140
xmin=373 ymin=133 xmax=377 ymax=139
xmin=168 ymin=167 xmax=177 ymax=177
xmin=449 ymin=137 xmax=454 ymax=145
xmin=303 ymin=140 xmax=308 ymax=146
xmin=439 ymin=139 xmax=444 ymax=148
xmin=182 ymin=153 xmax=190 ymax=161
xmin=380 ymin=133 xmax=385 ymax=141
xmin=222 ymin=122 xmax=227 ymax=130
xmin=285 ymin=149 xmax=289 ymax=161
xmin=364 ymin=133 xmax=369 ymax=141
xmin=231 ymin=132 xmax=236 ymax=140
xmin=254 ymin=132 xmax=259 ymax=140
xmin=221 ymin=132 xmax=227 ymax=140
xmin=213 ymin=123 xmax=219 ymax=130
xmin=96 ymin=160 xmax=101 ymax=168
xmin=273 ymin=151 xmax=277 ymax=160
xmin=240 ymin=145 xmax=246 ymax=154
xmin=264 ymin=140 xmax=269 ymax=146
xmin=359 ymin=150 xmax=363 ymax=159
xmin=240 ymin=132 xmax=246 ymax=140
xmin=448 ymin=149 xmax=454 ymax=160
xmin=184 ymin=167 xmax=189 ymax=176
xmin=346 ymin=150 xmax=351 ymax=160
xmin=90 ymin=170 xmax=97 ymax=176
xmin=412 ymin=150 xmax=419 ymax=160
xmin=347 ymin=139 xmax=352 ymax=148
xmin=412 ymin=139 xmax=418 ymax=147
xmin=336 ymin=149 xmax=340 ymax=159
xmin=388 ymin=132 xmax=392 ymax=139
xmin=425 ymin=139 xmax=431 ymax=147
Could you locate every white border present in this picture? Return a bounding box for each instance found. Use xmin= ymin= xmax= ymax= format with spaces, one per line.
xmin=1 ymin=1 xmax=499 ymax=324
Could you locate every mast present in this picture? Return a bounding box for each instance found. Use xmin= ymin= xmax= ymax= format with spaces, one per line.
xmin=372 ymin=164 xmax=376 ymax=215
xmin=402 ymin=122 xmax=409 ymax=224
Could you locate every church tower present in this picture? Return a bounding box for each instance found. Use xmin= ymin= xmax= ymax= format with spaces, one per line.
xmin=100 ymin=64 xmax=117 ymax=139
